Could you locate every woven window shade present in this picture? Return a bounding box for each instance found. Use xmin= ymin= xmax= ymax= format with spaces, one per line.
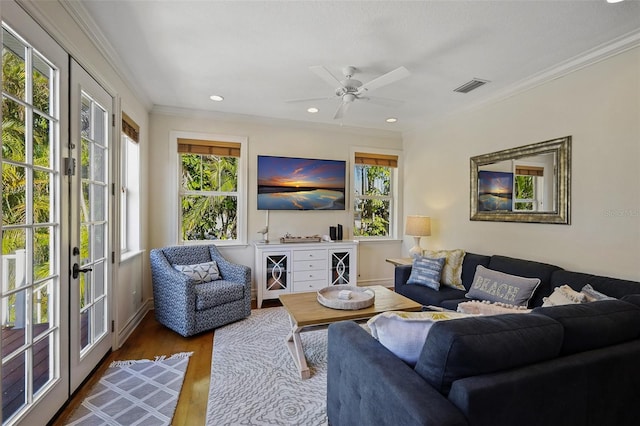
xmin=122 ymin=112 xmax=139 ymax=142
xmin=355 ymin=152 xmax=398 ymax=168
xmin=177 ymin=138 xmax=241 ymax=157
xmin=515 ymin=165 xmax=544 ymax=177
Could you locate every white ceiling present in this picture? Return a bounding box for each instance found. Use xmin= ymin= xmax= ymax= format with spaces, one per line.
xmin=74 ymin=0 xmax=640 ymax=133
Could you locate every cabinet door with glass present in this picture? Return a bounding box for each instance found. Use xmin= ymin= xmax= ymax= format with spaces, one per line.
xmin=329 ymin=248 xmax=356 ymax=285
xmin=259 ymin=251 xmax=290 ymax=307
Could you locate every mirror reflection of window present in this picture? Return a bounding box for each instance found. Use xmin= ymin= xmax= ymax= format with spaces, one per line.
xmin=514 ymin=165 xmax=543 ymax=211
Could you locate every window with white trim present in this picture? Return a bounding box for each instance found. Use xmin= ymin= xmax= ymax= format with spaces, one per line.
xmin=120 ymin=113 xmax=140 ymax=253
xmin=177 ymin=136 xmax=245 ymax=244
xmin=352 ymin=151 xmax=398 ymax=239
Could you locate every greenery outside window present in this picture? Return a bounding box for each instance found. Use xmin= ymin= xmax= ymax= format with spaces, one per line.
xmin=514 ymin=165 xmax=543 ymax=211
xmin=177 ymin=136 xmax=245 ymax=244
xmin=353 ymin=151 xmax=398 ymax=239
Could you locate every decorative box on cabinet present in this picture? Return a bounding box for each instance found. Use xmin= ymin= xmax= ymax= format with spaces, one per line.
xmin=254 ymin=241 xmax=358 ymax=308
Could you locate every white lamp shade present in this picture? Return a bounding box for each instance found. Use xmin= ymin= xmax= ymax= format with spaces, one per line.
xmin=405 ymin=215 xmax=431 ymax=236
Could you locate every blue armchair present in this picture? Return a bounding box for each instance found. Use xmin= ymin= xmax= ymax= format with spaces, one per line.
xmin=150 ymin=244 xmax=251 ymax=337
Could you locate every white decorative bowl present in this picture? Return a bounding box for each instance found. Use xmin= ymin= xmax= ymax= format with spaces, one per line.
xmin=317 ymin=285 xmax=375 ymax=310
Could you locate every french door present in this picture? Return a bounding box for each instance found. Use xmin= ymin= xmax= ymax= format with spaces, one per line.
xmin=68 ymin=59 xmax=112 ymax=393
xmin=1 ymin=2 xmax=69 ymax=424
xmin=1 ymin=3 xmax=113 ymax=423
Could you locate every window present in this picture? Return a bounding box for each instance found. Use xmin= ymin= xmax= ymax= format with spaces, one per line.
xmin=176 ymin=133 xmax=246 ymax=244
xmin=514 ymin=164 xmax=543 ymax=211
xmin=120 ymin=113 xmax=140 ymax=253
xmin=352 ymin=151 xmax=399 ymax=239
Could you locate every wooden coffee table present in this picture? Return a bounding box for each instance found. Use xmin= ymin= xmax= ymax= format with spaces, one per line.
xmin=279 ymin=285 xmax=422 ymax=379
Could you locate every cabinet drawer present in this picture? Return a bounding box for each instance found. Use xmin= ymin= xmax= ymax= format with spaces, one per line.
xmin=293 ymin=280 xmax=327 ymax=293
xmin=293 ymin=249 xmax=327 ymax=261
xmin=293 ymin=270 xmax=328 ymax=282
xmin=293 ymin=259 xmax=326 ymax=272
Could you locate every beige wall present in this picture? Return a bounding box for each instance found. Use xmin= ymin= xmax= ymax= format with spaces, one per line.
xmin=403 ymin=46 xmax=640 ymax=281
xmin=148 ymin=111 xmax=404 ymax=290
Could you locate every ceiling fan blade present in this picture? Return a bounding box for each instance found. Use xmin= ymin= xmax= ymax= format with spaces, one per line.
xmin=333 ymin=101 xmax=351 ymax=120
xmin=285 ymin=95 xmax=336 ymax=103
xmin=358 ymin=66 xmax=410 ymax=93
xmin=310 ymin=65 xmax=344 ymax=88
xmin=359 ymin=96 xmax=404 ymax=108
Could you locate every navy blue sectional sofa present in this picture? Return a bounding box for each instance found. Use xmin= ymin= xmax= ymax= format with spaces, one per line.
xmin=394 ymin=253 xmax=640 ymax=309
xmin=327 ymin=254 xmax=640 ymax=426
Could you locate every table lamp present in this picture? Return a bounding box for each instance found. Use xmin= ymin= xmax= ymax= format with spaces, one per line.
xmin=405 ymin=215 xmax=431 ymax=257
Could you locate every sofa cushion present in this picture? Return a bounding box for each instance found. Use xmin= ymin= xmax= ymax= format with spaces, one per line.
xmin=533 ymin=300 xmax=640 ymax=355
xmin=407 ymin=255 xmax=445 ymax=290
xmin=423 ymin=249 xmax=466 ymax=290
xmin=551 ymin=270 xmax=640 ymax=299
xmin=414 ymin=313 xmax=563 ymax=395
xmin=173 ymin=260 xmax=220 ymax=283
xmin=397 ymin=284 xmax=467 ymax=307
xmin=622 ymin=294 xmax=640 ymax=307
xmin=488 ymin=255 xmax=562 ymax=307
xmin=194 ymin=280 xmax=244 ymax=310
xmin=461 ymin=252 xmax=491 ymax=290
xmin=466 ymin=265 xmax=541 ymax=307
xmin=367 ymin=311 xmax=472 ymax=366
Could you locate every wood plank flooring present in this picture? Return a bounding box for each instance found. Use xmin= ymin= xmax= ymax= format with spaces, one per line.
xmin=49 ymin=299 xmax=282 ymax=426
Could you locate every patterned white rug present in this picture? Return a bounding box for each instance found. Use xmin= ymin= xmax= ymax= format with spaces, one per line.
xmin=65 ymin=352 xmax=192 ymax=425
xmin=206 ymin=307 xmax=328 ymax=425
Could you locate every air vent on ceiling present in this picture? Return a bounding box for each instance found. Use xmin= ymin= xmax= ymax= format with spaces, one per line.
xmin=453 ymin=78 xmax=490 ymax=94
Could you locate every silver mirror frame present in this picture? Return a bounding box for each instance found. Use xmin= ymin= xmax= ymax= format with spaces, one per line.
xmin=470 ymin=136 xmax=571 ymax=224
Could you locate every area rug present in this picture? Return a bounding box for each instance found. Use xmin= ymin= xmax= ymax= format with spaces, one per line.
xmin=65 ymin=352 xmax=193 ymax=425
xmin=206 ymin=307 xmax=329 ymax=425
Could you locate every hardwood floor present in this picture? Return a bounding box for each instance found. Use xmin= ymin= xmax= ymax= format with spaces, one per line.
xmin=49 ymin=300 xmax=282 ymax=426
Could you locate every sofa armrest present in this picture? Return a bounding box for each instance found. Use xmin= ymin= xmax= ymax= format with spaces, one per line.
xmin=394 ymin=264 xmax=413 ymax=291
xmin=328 ymin=321 xmax=468 ymax=426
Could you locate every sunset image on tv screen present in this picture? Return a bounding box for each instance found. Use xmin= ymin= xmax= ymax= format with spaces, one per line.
xmin=257 ymin=156 xmax=346 ymax=210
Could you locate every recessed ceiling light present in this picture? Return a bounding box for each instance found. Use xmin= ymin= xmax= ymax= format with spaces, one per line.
xmin=386 ymin=117 xmax=398 ymax=123
xmin=607 ymin=0 xmax=624 ymax=3
xmin=307 ymin=107 xmax=319 ymax=113
xmin=209 ymin=95 xmax=224 ymax=102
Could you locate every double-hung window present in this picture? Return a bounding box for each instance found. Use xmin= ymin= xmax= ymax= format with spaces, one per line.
xmin=352 ymin=151 xmax=399 ymax=239
xmin=176 ymin=133 xmax=246 ymax=245
xmin=120 ymin=113 xmax=140 ymax=254
xmin=514 ymin=164 xmax=544 ymax=211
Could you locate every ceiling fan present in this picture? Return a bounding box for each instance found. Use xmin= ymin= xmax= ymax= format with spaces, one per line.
xmin=288 ymin=65 xmax=410 ymax=119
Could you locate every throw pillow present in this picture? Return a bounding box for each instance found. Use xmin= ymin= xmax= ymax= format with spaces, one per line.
xmin=367 ymin=311 xmax=472 ymax=366
xmin=465 ymin=265 xmax=541 ymax=307
xmin=542 ymin=284 xmax=587 ymax=307
xmin=457 ymin=300 xmax=531 ymax=315
xmin=422 ymin=249 xmax=465 ymax=290
xmin=581 ymin=284 xmax=615 ymax=302
xmin=173 ymin=260 xmax=220 ymax=283
xmin=407 ymin=255 xmax=446 ymax=290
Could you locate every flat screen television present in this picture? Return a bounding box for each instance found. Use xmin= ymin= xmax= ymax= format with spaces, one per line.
xmin=257 ymin=155 xmax=346 ymax=210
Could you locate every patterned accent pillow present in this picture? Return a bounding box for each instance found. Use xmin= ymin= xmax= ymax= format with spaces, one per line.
xmin=466 ymin=265 xmax=541 ymax=307
xmin=367 ymin=311 xmax=473 ymax=366
xmin=542 ymin=284 xmax=586 ymax=307
xmin=423 ymin=249 xmax=465 ymax=290
xmin=173 ymin=260 xmax=220 ymax=283
xmin=457 ymin=300 xmax=531 ymax=315
xmin=580 ymin=284 xmax=615 ymax=302
xmin=407 ymin=255 xmax=446 ymax=290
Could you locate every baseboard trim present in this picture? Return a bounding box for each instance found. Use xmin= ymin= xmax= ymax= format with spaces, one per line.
xmin=116 ymin=299 xmax=153 ymax=349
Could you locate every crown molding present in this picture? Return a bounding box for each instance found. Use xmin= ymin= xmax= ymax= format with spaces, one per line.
xmin=16 ymin=0 xmax=152 ymax=109
xmin=459 ymin=28 xmax=640 ymax=118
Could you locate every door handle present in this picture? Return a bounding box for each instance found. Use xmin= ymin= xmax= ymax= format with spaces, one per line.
xmin=72 ymin=263 xmax=92 ymax=279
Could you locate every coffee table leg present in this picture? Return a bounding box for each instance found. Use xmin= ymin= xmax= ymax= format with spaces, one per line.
xmin=285 ymin=315 xmax=310 ymax=379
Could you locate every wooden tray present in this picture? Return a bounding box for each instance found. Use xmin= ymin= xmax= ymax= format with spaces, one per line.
xmin=280 ymin=236 xmax=322 ymax=243
xmin=317 ymin=285 xmax=375 ymax=310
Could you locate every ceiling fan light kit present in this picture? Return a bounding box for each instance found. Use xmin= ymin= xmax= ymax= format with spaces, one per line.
xmin=288 ymin=65 xmax=410 ymax=120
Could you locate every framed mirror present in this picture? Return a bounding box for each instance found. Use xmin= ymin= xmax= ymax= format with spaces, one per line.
xmin=470 ymin=136 xmax=571 ymax=224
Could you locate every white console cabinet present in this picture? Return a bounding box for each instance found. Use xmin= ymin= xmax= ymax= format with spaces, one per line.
xmin=254 ymin=241 xmax=358 ymax=308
